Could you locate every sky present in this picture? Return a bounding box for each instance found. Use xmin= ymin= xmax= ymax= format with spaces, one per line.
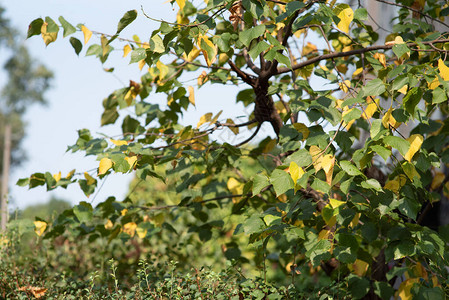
xmin=2 ymin=0 xmax=251 ymax=210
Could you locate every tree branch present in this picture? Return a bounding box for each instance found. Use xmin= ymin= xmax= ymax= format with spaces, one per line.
xmin=276 ymin=39 xmax=449 ymax=75
xmin=228 ymin=60 xmax=255 ymax=86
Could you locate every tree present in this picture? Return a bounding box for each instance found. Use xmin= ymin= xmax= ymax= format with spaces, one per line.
xmin=0 ymin=6 xmax=53 ymax=230
xmin=22 ymin=0 xmax=449 ymax=298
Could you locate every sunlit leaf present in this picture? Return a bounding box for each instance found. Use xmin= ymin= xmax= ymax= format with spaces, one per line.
xmin=438 ymin=59 xmax=449 ymax=81
xmin=404 ymin=134 xmax=423 ymax=162
xmin=81 ymin=25 xmax=92 ymax=44
xmin=53 ymin=172 xmax=61 ymax=182
xmin=34 ymin=221 xmax=47 ymax=237
xmin=176 ymin=0 xmax=186 ymax=10
xmin=336 ymin=6 xmax=354 ymax=33
xmin=123 ymin=222 xmax=137 ymax=237
xmin=125 ymin=156 xmax=138 ymax=169
xmin=123 ymin=44 xmax=132 ymax=57
xmin=98 ymin=158 xmax=113 ymax=175
xmin=197 ymin=113 xmax=212 ymax=128
xmin=431 ymin=171 xmax=445 ymax=190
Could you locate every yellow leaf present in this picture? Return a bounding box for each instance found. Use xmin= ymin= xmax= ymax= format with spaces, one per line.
xmin=384 ymin=179 xmax=400 ymax=193
xmin=104 ymin=219 xmax=113 ymax=229
xmin=124 ymin=88 xmax=137 ymax=106
xmin=226 ymin=118 xmax=239 ymax=135
xmin=385 ymin=35 xmax=405 ymax=46
xmin=398 ymin=84 xmax=408 ymax=94
xmin=382 ymin=107 xmax=401 ymax=129
xmin=274 ymin=101 xmax=287 ymax=114
xmin=197 ymin=70 xmax=208 ymax=86
xmin=404 ymin=134 xmax=423 ymax=162
xmin=100 ymin=35 xmax=110 ymax=57
xmin=121 ymin=208 xmax=128 ymax=216
xmin=310 ymin=145 xmax=323 ymax=172
xmin=123 ymin=222 xmax=137 ymax=237
xmin=125 ymin=156 xmax=138 ymax=169
xmin=352 ymin=259 xmax=369 ymax=277
xmin=197 ymin=112 xmax=212 ymax=128
xmin=329 ymin=198 xmax=345 ymax=208
xmin=398 ymin=278 xmax=420 ymax=300
xmin=84 ymin=172 xmax=96 ymax=185
xmin=263 ymin=139 xmax=277 ymax=153
xmin=138 ymin=59 xmax=146 ymax=71
xmin=302 ymin=42 xmax=317 ymax=56
xmin=98 ymin=158 xmax=113 ymax=175
xmin=336 ymin=7 xmax=354 ymax=33
xmin=292 ymin=123 xmax=310 ymax=140
xmin=438 ymin=59 xmax=449 ymax=81
xmin=352 ymin=67 xmax=363 ymax=78
xmin=227 ymin=177 xmax=243 ymax=195
xmin=156 ymin=60 xmax=169 ymax=81
xmin=197 ymin=34 xmax=217 ymax=66
xmin=349 ymin=212 xmax=360 ymax=228
xmin=373 ymin=52 xmax=387 ymax=68
xmin=136 ymin=226 xmax=147 ymax=239
xmin=123 ymin=44 xmax=132 ymax=57
xmin=53 ymin=172 xmax=61 ymax=182
xmin=81 ymin=25 xmax=92 ymax=44
xmin=322 ymin=154 xmax=335 ymax=185
xmin=289 ymin=161 xmax=304 ymax=184
xmin=183 ymin=47 xmax=200 ymax=62
xmin=41 ymin=22 xmax=57 ymax=46
xmin=34 ymin=221 xmax=47 ymax=237
xmin=176 ymin=12 xmax=190 ymax=24
xmin=110 ymin=139 xmax=128 ymax=146
xmin=210 ymin=110 xmax=223 ymax=125
xmin=188 ymin=86 xmax=195 ymax=106
xmin=66 ymin=169 xmax=76 ymax=179
xmin=428 ymin=77 xmax=440 ymax=89
xmin=342 ymin=108 xmax=356 ymax=129
xmin=362 ymin=97 xmax=378 ymax=119
xmin=176 ymin=0 xmax=185 ymax=10
xmin=338 ymin=80 xmax=350 ymax=93
xmin=431 ymin=171 xmax=445 ymax=190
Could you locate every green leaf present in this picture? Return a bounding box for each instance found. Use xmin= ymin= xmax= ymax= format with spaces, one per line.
xmin=27 ymin=18 xmax=44 ymax=38
xmin=58 ymin=16 xmax=76 ymax=37
xmin=29 ymin=173 xmax=46 ymax=188
xmin=45 ymin=16 xmax=59 ymax=33
xmin=252 ymin=173 xmax=270 ymax=195
xmin=383 ymin=136 xmax=410 ymax=157
xmin=393 ymin=43 xmax=410 ymax=59
xmin=116 ymin=10 xmax=138 ymax=35
xmin=398 ymin=197 xmax=420 ymax=220
xmin=363 ymin=79 xmax=386 ymax=96
xmin=311 ymin=178 xmax=330 ymax=193
xmin=270 ymin=169 xmax=294 ymax=196
xmin=16 ymin=178 xmax=30 ymax=187
xmin=86 ymin=44 xmax=102 ymax=56
xmin=275 ymin=1 xmax=305 ymax=22
xmin=340 ymin=160 xmax=363 ymax=176
xmin=101 ymin=107 xmax=119 ymax=126
xmin=73 ymin=202 xmax=93 ymax=223
xmin=348 ymin=275 xmax=370 ymax=299
xmin=248 ymin=41 xmax=270 ymax=60
xmin=239 ymin=25 xmax=265 ymax=47
xmin=385 ymin=240 xmax=415 ymax=261
xmin=432 ymin=86 xmax=447 ymax=104
xmin=403 ymin=87 xmax=422 ymax=115
xmin=354 ymin=8 xmax=368 ymax=21
xmin=130 ymin=48 xmax=147 ymax=63
xmin=370 ymin=145 xmax=391 ymax=162
xmin=69 ymin=37 xmax=83 ymax=55
xmin=150 ymin=34 xmax=165 ymax=53
xmin=361 ymin=179 xmax=382 ymax=192
xmin=370 ymin=119 xmax=384 ymax=140
xmin=79 ymin=179 xmax=96 ymax=197
xmin=243 ymin=215 xmax=265 ymax=235
xmin=342 ymin=108 xmax=362 ymax=122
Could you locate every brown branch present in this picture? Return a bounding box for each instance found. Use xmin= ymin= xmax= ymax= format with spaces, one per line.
xmin=242 ymin=48 xmax=261 ymax=74
xmin=234 ymin=123 xmax=262 ymax=147
xmin=276 ymin=39 xmax=449 ymax=75
xmin=228 ymin=60 xmax=255 ymax=86
xmin=374 ymin=0 xmax=449 ymax=30
xmin=218 ymin=119 xmax=257 ymax=128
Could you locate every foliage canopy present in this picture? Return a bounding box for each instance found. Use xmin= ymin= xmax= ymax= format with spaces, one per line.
xmin=20 ymin=0 xmax=449 ymax=298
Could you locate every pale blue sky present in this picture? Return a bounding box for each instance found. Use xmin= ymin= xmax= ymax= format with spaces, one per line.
xmin=2 ymin=1 xmax=248 ymax=209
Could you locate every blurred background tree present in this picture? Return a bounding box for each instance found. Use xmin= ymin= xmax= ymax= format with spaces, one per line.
xmin=0 ymin=5 xmax=53 ymax=230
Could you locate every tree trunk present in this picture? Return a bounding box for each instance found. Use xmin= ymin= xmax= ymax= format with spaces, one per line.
xmin=1 ymin=122 xmax=11 ymax=231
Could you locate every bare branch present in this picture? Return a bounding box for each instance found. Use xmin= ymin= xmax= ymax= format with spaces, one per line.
xmin=276 ymin=39 xmax=449 ymax=75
